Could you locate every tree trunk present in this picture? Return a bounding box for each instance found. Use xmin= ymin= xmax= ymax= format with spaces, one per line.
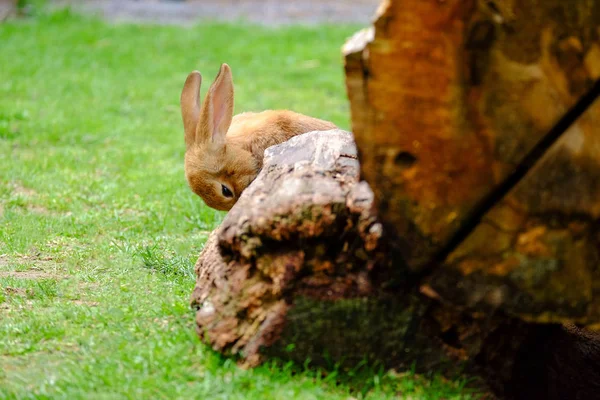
xmin=344 ymin=0 xmax=600 ymax=329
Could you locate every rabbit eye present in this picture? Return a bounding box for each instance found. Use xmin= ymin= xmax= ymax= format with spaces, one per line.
xmin=221 ymin=184 xmax=233 ymax=198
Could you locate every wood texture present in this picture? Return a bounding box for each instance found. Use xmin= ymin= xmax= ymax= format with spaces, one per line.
xmin=190 ymin=130 xmax=530 ymax=391
xmin=189 ymin=130 xmax=430 ymax=368
xmin=344 ymin=0 xmax=600 ymax=269
xmin=190 ymin=0 xmax=600 ymax=396
xmin=344 ymin=0 xmax=600 ymax=328
xmin=190 ymin=130 xmax=600 ymax=399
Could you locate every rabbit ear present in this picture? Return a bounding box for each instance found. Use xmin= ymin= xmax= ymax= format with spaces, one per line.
xmin=181 ymin=71 xmax=202 ymax=148
xmin=197 ymin=63 xmax=234 ymax=144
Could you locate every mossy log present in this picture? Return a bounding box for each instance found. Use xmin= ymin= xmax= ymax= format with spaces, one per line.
xmin=344 ymin=0 xmax=600 ymax=328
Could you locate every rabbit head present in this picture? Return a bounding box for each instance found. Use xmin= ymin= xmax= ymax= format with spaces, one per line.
xmin=180 ymin=63 xmax=258 ymax=211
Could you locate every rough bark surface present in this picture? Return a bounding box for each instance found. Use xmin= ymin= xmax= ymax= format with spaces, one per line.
xmin=190 ymin=130 xmax=600 ymax=399
xmin=191 ymin=130 xmax=425 ymax=367
xmin=344 ymin=0 xmax=600 ymax=328
xmin=190 ymin=130 xmax=531 ymax=390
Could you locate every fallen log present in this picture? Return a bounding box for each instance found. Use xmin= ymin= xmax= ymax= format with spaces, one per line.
xmin=190 ymin=129 xmax=450 ymax=370
xmin=189 ymin=129 xmax=582 ymax=398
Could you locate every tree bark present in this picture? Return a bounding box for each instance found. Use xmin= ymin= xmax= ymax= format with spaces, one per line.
xmin=190 ymin=130 xmax=560 ymax=397
xmin=191 ymin=130 xmax=446 ymax=370
xmin=190 ymin=1 xmax=600 ymax=397
xmin=190 ymin=129 xmax=600 ymax=399
xmin=344 ymin=0 xmax=600 ymax=328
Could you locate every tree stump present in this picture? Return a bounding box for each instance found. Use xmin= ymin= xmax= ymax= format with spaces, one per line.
xmin=344 ymin=0 xmax=600 ymax=328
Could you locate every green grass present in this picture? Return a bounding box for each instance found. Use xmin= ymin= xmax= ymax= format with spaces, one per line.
xmin=0 ymin=10 xmax=476 ymax=399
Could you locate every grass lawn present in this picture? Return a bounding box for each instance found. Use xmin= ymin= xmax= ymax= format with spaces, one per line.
xmin=0 ymin=9 xmax=476 ymax=399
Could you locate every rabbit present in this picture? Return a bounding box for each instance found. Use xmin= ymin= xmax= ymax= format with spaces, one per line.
xmin=180 ymin=63 xmax=337 ymax=211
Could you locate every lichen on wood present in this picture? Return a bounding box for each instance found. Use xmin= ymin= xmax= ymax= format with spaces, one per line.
xmin=344 ymin=0 xmax=600 ymax=276
xmin=344 ymin=0 xmax=600 ymax=329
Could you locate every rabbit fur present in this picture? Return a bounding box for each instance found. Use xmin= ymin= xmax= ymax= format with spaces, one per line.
xmin=180 ymin=63 xmax=336 ymax=211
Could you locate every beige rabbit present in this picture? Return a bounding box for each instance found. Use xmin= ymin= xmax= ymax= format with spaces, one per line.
xmin=180 ymin=63 xmax=337 ymax=211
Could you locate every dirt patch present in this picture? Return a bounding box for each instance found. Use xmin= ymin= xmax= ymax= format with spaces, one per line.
xmin=50 ymin=0 xmax=380 ymax=26
xmin=0 ymin=253 xmax=63 ymax=280
xmin=11 ymin=182 xmax=36 ymax=198
xmin=27 ymin=205 xmax=51 ymax=215
xmin=71 ymin=299 xmax=99 ymax=307
xmin=0 ymin=270 xmax=62 ymax=280
xmin=0 ymin=352 xmax=80 ymax=388
xmin=4 ymin=181 xmax=51 ymax=215
xmin=0 ymin=2 xmax=14 ymax=21
xmin=3 ymin=286 xmax=27 ymax=296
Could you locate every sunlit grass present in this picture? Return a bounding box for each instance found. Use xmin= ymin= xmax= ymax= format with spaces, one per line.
xmin=0 ymin=9 xmax=476 ymax=399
